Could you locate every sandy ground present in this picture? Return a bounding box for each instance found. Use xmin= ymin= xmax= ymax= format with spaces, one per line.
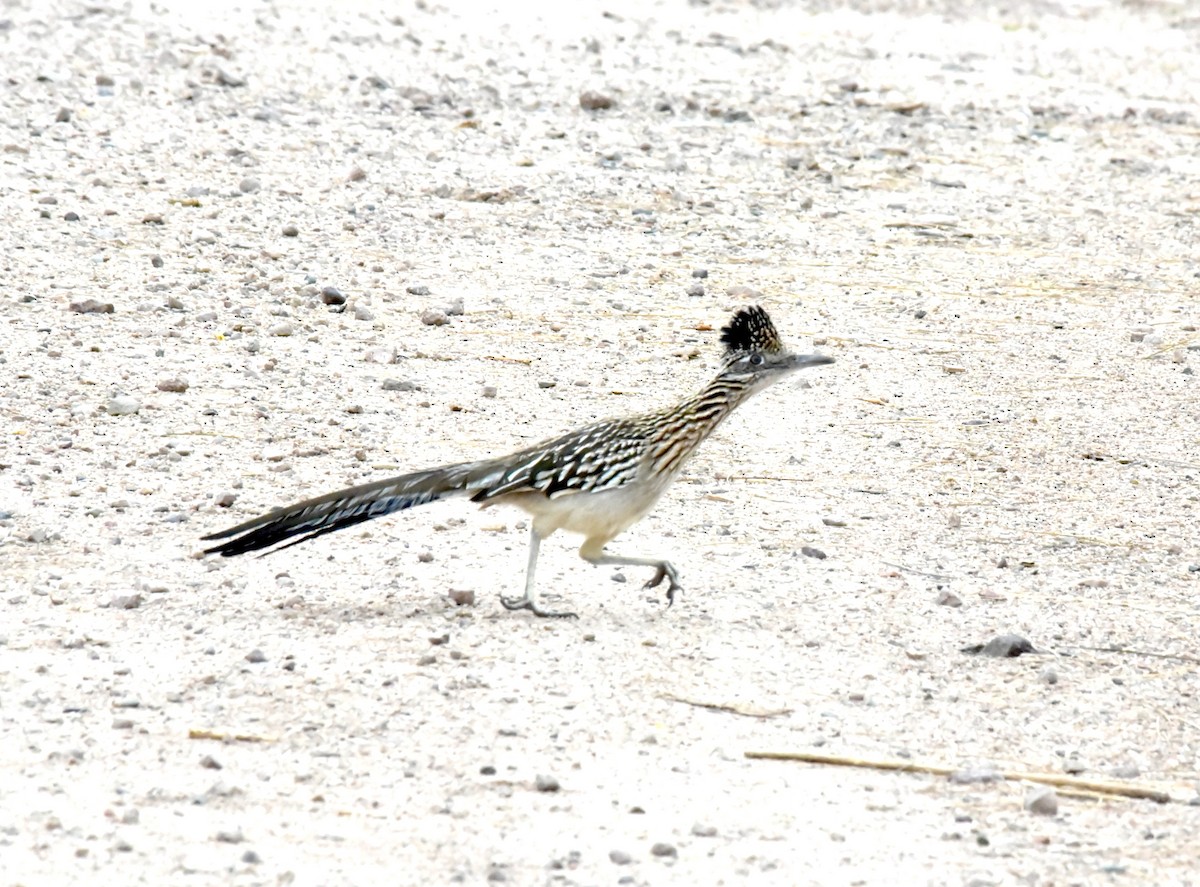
xmin=2 ymin=0 xmax=1200 ymax=884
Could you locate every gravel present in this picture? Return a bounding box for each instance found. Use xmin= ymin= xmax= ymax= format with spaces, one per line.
xmin=3 ymin=0 xmax=1199 ymax=884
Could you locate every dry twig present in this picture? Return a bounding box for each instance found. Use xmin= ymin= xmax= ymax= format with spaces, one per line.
xmin=189 ymin=728 xmax=275 ymax=743
xmin=662 ymin=693 xmax=791 ymax=719
xmin=744 ymin=750 xmax=1175 ymax=803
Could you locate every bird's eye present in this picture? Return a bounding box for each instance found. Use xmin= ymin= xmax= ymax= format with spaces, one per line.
xmin=748 ymin=354 xmax=764 ymax=366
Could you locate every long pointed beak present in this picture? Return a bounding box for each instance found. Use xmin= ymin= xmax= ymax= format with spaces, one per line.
xmin=788 ymin=352 xmax=834 ymax=370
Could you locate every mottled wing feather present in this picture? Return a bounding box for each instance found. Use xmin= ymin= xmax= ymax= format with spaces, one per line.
xmin=470 ymin=418 xmax=650 ymax=502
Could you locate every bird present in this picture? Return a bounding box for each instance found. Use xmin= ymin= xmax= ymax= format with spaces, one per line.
xmin=201 ymin=305 xmax=833 ymax=618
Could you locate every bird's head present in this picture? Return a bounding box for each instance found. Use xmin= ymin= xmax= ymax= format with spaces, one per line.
xmin=718 ymin=305 xmax=833 ymax=392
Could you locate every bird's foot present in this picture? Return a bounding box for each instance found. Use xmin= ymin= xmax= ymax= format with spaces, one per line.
xmin=643 ymin=563 xmax=683 ymax=608
xmin=499 ymin=593 xmax=578 ymax=619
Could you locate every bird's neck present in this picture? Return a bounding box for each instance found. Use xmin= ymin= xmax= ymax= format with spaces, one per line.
xmin=645 ymin=371 xmax=754 ymax=476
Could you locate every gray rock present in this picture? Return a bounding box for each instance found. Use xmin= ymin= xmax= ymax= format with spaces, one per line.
xmin=962 ymin=634 xmax=1036 ymax=657
xmin=71 ymin=298 xmax=114 ymax=314
xmin=106 ymin=395 xmax=141 ymax=416
xmin=421 ymin=308 xmax=448 ymax=326
xmin=1024 ymin=786 xmax=1058 ymax=816
xmin=580 ymin=90 xmax=615 ymax=110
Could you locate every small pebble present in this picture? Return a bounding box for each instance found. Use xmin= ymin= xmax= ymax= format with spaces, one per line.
xmin=200 ymin=754 xmax=222 ymax=770
xmin=650 ymin=842 xmax=677 ymax=858
xmin=192 ymin=228 xmax=217 ymax=245
xmin=282 ymin=224 xmax=299 ymax=237
xmin=963 ymin=634 xmax=1035 ymax=657
xmin=242 ymin=850 xmax=262 ymax=864
xmin=353 ymin=304 xmax=374 ymax=321
xmin=70 ymin=299 xmax=114 ymax=314
xmin=1024 ymin=787 xmax=1058 ymax=816
xmin=691 ymin=268 xmax=708 ymax=279
xmin=268 ymin=322 xmax=293 ymax=337
xmin=726 ymin=284 xmax=762 ymax=299
xmin=538 ymin=380 xmax=557 ymax=389
xmin=535 ymin=774 xmax=560 ymax=792
xmin=215 ymin=829 xmax=244 ymax=844
xmin=238 ymin=177 xmax=261 ymax=193
xmin=64 ymin=211 xmax=80 ymax=221
xmin=1040 ymin=666 xmax=1058 ymax=685
xmin=406 ymin=285 xmax=431 ymax=296
xmin=579 ymin=90 xmax=615 ymax=110
xmin=156 ymin=378 xmax=189 ymax=393
xmin=609 ymin=850 xmax=632 ymax=865
xmin=686 ymin=283 xmax=705 ymax=297
xmin=108 ymin=594 xmax=143 ymax=610
xmin=936 ymin=590 xmax=962 ymax=607
xmin=448 ymin=588 xmax=475 ymax=607
xmin=320 ymin=286 xmax=346 ymax=305
xmin=691 ymin=823 xmax=717 ymax=837
xmin=421 ymin=308 xmax=448 ymax=326
xmin=244 ymin=648 xmax=266 ymax=663
xmin=800 ymin=545 xmax=826 ymax=559
xmin=482 ymin=385 xmax=497 ymax=398
xmin=383 ymin=379 xmax=418 ymax=392
xmin=106 ymin=395 xmax=141 ymax=416
xmin=947 ymin=767 xmax=1001 ymax=784
xmin=445 ymin=297 xmax=465 ymax=316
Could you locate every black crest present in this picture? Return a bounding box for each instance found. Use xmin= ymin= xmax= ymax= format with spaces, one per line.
xmin=720 ymin=305 xmax=783 ymax=355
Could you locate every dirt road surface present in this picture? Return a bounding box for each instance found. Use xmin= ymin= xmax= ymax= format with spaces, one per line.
xmin=2 ymin=0 xmax=1198 ymax=884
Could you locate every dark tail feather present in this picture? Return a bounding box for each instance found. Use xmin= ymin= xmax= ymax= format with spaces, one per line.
xmin=201 ymin=463 xmax=481 ymax=558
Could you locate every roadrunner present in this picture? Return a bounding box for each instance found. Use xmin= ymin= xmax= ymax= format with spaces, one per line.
xmin=202 ymin=305 xmax=833 ymax=618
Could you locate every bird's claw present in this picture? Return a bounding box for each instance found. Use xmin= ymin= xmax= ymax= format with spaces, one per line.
xmin=643 ymin=564 xmax=683 ymax=608
xmin=499 ymin=594 xmax=578 ymax=619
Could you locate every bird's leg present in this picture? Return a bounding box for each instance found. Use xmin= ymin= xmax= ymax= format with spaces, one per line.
xmin=500 ymin=526 xmax=578 ymax=619
xmin=580 ymin=541 xmax=683 ymax=608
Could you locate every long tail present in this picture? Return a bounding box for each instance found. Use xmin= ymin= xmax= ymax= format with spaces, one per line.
xmin=201 ymin=460 xmax=491 ymax=557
